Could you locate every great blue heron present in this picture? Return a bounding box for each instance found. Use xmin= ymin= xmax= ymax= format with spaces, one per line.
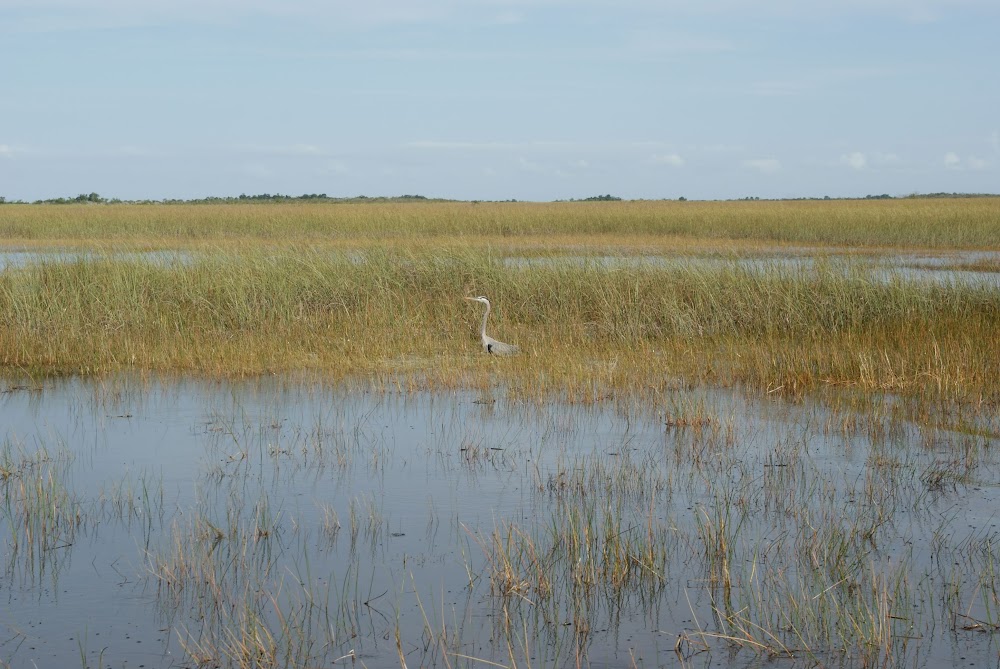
xmin=465 ymin=296 xmax=520 ymax=355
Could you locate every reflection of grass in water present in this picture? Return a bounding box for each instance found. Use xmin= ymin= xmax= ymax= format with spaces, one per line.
xmin=147 ymin=487 xmax=398 ymax=668
xmin=918 ymin=258 xmax=1000 ymax=273
xmin=471 ymin=453 xmax=675 ymax=633
xmin=11 ymin=382 xmax=985 ymax=668
xmin=96 ymin=468 xmax=164 ymax=524
xmin=673 ymin=444 xmax=924 ymax=666
xmin=0 ymin=439 xmax=81 ymax=584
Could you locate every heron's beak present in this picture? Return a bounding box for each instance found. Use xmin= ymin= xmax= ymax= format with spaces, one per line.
xmin=463 ymin=297 xmax=476 ymax=301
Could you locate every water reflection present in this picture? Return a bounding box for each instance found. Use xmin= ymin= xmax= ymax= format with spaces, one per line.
xmin=0 ymin=249 xmax=193 ymax=272
xmin=1 ymin=377 xmax=1000 ymax=668
xmin=502 ymin=250 xmax=1000 ymax=287
xmin=3 ymin=248 xmax=1000 ymax=290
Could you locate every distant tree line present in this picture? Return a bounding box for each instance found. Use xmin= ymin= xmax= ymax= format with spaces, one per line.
xmin=0 ymin=193 xmax=445 ymax=205
xmin=578 ymin=194 xmax=623 ymax=201
xmin=0 ymin=191 xmax=997 ymax=205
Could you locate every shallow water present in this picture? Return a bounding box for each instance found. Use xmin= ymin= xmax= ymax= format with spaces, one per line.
xmin=3 ymin=377 xmax=1000 ymax=668
xmin=503 ymin=250 xmax=1000 ymax=287
xmin=0 ymin=250 xmax=191 ymax=272
xmin=4 ymin=248 xmax=1000 ymax=288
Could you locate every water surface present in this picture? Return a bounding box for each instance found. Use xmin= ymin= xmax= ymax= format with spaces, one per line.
xmin=2 ymin=377 xmax=999 ymax=668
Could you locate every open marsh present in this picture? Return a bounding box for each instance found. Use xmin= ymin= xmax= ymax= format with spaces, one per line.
xmin=1 ymin=198 xmax=999 ymax=667
xmin=1 ymin=377 xmax=1000 ymax=668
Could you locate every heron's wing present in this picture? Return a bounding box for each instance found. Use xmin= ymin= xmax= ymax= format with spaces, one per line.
xmin=486 ymin=338 xmax=520 ymax=356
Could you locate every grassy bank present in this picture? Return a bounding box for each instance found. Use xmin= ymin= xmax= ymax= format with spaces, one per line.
xmin=0 ymin=248 xmax=996 ymax=406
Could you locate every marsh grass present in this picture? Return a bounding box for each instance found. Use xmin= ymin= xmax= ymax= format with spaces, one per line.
xmin=1 ymin=199 xmax=998 ymax=248
xmin=0 ymin=247 xmax=997 ymax=410
xmin=3 ymin=198 xmax=1000 ymax=668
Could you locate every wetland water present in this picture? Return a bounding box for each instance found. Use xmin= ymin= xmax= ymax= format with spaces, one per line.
xmin=3 ymin=248 xmax=1000 ymax=287
xmin=2 ymin=377 xmax=1000 ymax=668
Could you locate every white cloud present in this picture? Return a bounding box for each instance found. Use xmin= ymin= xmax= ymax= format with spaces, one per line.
xmin=743 ymin=158 xmax=781 ymax=174
xmin=0 ymin=144 xmax=14 ymax=158
xmin=841 ymin=152 xmax=867 ymax=170
xmin=834 ymin=151 xmax=901 ymax=170
xmin=650 ymin=153 xmax=684 ymax=167
xmin=941 ymin=152 xmax=990 ymax=171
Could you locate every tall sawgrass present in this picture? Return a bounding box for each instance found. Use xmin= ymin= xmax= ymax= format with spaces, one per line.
xmin=1 ymin=198 xmax=998 ymax=248
xmin=0 ymin=248 xmax=996 ymax=405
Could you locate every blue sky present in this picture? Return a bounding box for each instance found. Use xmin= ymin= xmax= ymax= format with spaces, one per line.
xmin=1 ymin=0 xmax=998 ymax=201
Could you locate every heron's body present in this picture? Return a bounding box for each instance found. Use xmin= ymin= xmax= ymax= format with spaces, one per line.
xmin=465 ymin=296 xmax=519 ymax=355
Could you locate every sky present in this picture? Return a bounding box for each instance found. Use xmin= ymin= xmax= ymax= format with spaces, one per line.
xmin=1 ymin=0 xmax=998 ymax=202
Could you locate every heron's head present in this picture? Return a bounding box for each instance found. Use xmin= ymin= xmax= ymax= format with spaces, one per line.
xmin=464 ymin=296 xmax=490 ymax=305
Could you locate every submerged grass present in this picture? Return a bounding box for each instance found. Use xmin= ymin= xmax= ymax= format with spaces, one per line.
xmin=0 ymin=246 xmax=997 ymax=406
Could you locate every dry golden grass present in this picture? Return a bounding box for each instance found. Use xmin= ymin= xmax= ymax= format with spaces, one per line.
xmin=0 ymin=198 xmax=998 ymax=404
xmin=1 ymin=197 xmax=998 ymax=249
xmin=0 ymin=242 xmax=995 ymax=407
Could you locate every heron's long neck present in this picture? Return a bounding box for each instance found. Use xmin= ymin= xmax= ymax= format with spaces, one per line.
xmin=480 ymin=303 xmax=491 ymax=339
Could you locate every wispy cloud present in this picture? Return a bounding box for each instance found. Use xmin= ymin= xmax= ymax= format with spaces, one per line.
xmin=517 ymin=157 xmax=544 ymax=173
xmin=967 ymin=156 xmax=989 ymax=170
xmin=0 ymin=144 xmax=15 ymax=158
xmin=112 ymin=145 xmax=154 ymax=157
xmin=407 ymin=140 xmax=687 ymax=153
xmin=750 ymin=80 xmax=806 ymax=97
xmin=837 ymin=150 xmax=903 ymax=171
xmin=650 ymin=153 xmax=685 ymax=167
xmin=743 ymin=158 xmax=781 ymax=173
xmin=0 ymin=1 xmax=452 ymax=33
xmin=320 ymin=160 xmax=349 ymax=175
xmin=234 ymin=143 xmax=327 ymax=156
xmin=626 ymin=29 xmax=736 ymax=57
xmin=701 ymin=143 xmax=745 ymax=153
xmin=238 ymin=162 xmax=276 ymax=179
xmin=944 ymin=152 xmax=990 ymax=171
xmin=407 ymin=140 xmax=576 ymax=151
xmin=4 ymin=0 xmax=997 ymax=35
xmin=871 ymin=151 xmax=901 ymax=166
xmin=841 ymin=152 xmax=867 ymax=170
